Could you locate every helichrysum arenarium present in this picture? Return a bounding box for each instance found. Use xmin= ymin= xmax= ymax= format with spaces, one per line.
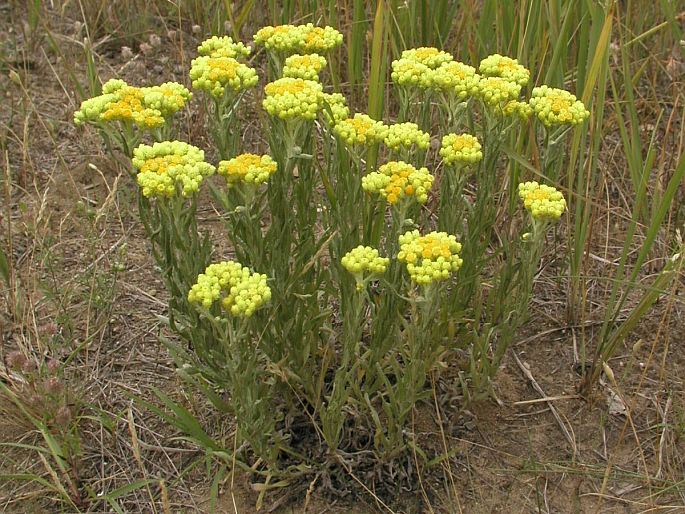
xmin=400 ymin=47 xmax=453 ymax=69
xmin=518 ymin=181 xmax=566 ymax=221
xmin=74 ymin=79 xmax=191 ymax=129
xmin=479 ymin=54 xmax=530 ymax=86
xmin=502 ymin=100 xmax=533 ymax=121
xmin=188 ymin=261 xmax=271 ymax=317
xmin=333 ymin=113 xmax=388 ymax=146
xmin=362 ymin=161 xmax=434 ymax=205
xmin=431 ymin=61 xmax=481 ymax=99
xmin=189 ymin=56 xmax=258 ymax=98
xmin=342 ymin=246 xmax=389 ymax=289
xmin=197 ymin=36 xmax=251 ymax=59
xmin=397 ymin=230 xmax=463 ymax=285
xmin=477 ymin=77 xmax=522 ymax=107
xmin=254 ymin=24 xmax=342 ymax=54
xmin=218 ymin=153 xmax=278 ymax=186
xmin=283 ymin=53 xmax=327 ymax=81
xmin=321 ymin=93 xmax=350 ymax=126
xmin=262 ymin=77 xmax=323 ymax=120
xmin=391 ymin=58 xmax=433 ymax=89
xmin=529 ymin=86 xmax=589 ymax=126
xmin=439 ymin=133 xmax=483 ymax=165
xmin=132 ymin=141 xmax=215 ymax=198
xmin=384 ymin=122 xmax=430 ymax=151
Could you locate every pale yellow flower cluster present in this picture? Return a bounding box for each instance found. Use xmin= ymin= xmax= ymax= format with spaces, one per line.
xmin=439 ymin=133 xmax=482 ymax=165
xmin=362 ymin=161 xmax=434 ymax=205
xmin=397 ymin=230 xmax=463 ymax=285
xmin=132 ymin=141 xmax=215 ymax=198
xmin=529 ymin=86 xmax=589 ymax=126
xmin=218 ymin=153 xmax=278 ymax=186
xmin=197 ymin=36 xmax=251 ymax=59
xmin=518 ymin=181 xmax=566 ymax=221
xmin=262 ymin=78 xmax=323 ymax=120
xmin=333 ymin=113 xmax=388 ymax=146
xmin=188 ymin=261 xmax=271 ymax=317
xmin=189 ymin=56 xmax=258 ymax=98
xmin=479 ymin=54 xmax=530 ymax=86
xmin=283 ymin=53 xmax=327 ymax=81
xmin=384 ymin=122 xmax=430 ymax=151
xmin=254 ymin=24 xmax=343 ymax=54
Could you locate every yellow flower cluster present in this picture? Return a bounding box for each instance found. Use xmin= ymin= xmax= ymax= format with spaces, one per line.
xmin=333 ymin=113 xmax=388 ymax=146
xmin=341 ymin=246 xmax=389 ymax=279
xmin=197 ymin=36 xmax=251 ymax=59
xmin=502 ymin=100 xmax=533 ymax=120
xmin=132 ymin=141 xmax=215 ymax=198
xmin=384 ymin=122 xmax=430 ymax=151
xmin=254 ymin=24 xmax=342 ymax=54
xmin=283 ymin=53 xmax=327 ymax=81
xmin=362 ymin=161 xmax=434 ymax=205
xmin=262 ymin=77 xmax=323 ymax=120
xmin=218 ymin=153 xmax=278 ymax=186
xmin=479 ymin=54 xmax=530 ymax=86
xmin=391 ymin=58 xmax=434 ymax=88
xmin=477 ymin=77 xmax=522 ymax=107
xmin=188 ymin=261 xmax=271 ymax=317
xmin=529 ymin=86 xmax=589 ymax=126
xmin=400 ymin=47 xmax=453 ymax=69
xmin=74 ymin=79 xmax=191 ymax=129
xmin=439 ymin=133 xmax=482 ymax=165
xmin=431 ymin=61 xmax=481 ymax=98
xmin=321 ymin=93 xmax=350 ymax=125
xmin=518 ymin=181 xmax=566 ymax=221
xmin=397 ymin=230 xmax=463 ymax=285
xmin=189 ymin=56 xmax=258 ymax=98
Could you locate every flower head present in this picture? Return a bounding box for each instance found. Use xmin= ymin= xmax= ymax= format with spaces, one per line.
xmin=439 ymin=133 xmax=482 ymax=165
xmin=333 ymin=113 xmax=388 ymax=146
xmin=431 ymin=61 xmax=480 ymax=98
xmin=197 ymin=35 xmax=251 ymax=59
xmin=189 ymin=56 xmax=258 ymax=98
xmin=263 ymin=77 xmax=323 ymax=120
xmin=254 ymin=24 xmax=342 ymax=54
xmin=529 ymin=86 xmax=589 ymax=126
xmin=400 ymin=47 xmax=453 ymax=69
xmin=342 ymin=246 xmax=389 ymax=289
xmin=132 ymin=141 xmax=215 ymax=198
xmin=476 ymin=76 xmax=522 ymax=107
xmin=479 ymin=54 xmax=530 ymax=86
xmin=283 ymin=53 xmax=327 ymax=81
xmin=188 ymin=261 xmax=271 ymax=317
xmin=75 ymin=78 xmax=190 ymax=130
xmin=321 ymin=93 xmax=350 ymax=126
xmin=384 ymin=122 xmax=430 ymax=152
xmin=502 ymin=100 xmax=533 ymax=121
xmin=218 ymin=153 xmax=278 ymax=186
xmin=362 ymin=161 xmax=434 ymax=205
xmin=391 ymin=58 xmax=433 ymax=89
xmin=397 ymin=230 xmax=463 ymax=285
xmin=518 ymin=181 xmax=566 ymax=221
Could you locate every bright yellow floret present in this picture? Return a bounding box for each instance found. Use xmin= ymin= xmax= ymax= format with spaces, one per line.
xmin=197 ymin=36 xmax=251 ymax=59
xmin=333 ymin=113 xmax=388 ymax=146
xmin=362 ymin=161 xmax=434 ymax=205
xmin=189 ymin=56 xmax=258 ymax=98
xmin=132 ymin=141 xmax=215 ymax=198
xmin=479 ymin=54 xmax=530 ymax=86
xmin=188 ymin=261 xmax=271 ymax=317
xmin=218 ymin=153 xmax=278 ymax=186
xmin=283 ymin=53 xmax=327 ymax=81
xmin=518 ymin=181 xmax=566 ymax=221
xmin=262 ymin=77 xmax=323 ymax=120
xmin=529 ymin=86 xmax=589 ymax=126
xmin=439 ymin=133 xmax=482 ymax=165
xmin=384 ymin=122 xmax=430 ymax=151
xmin=397 ymin=230 xmax=463 ymax=285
